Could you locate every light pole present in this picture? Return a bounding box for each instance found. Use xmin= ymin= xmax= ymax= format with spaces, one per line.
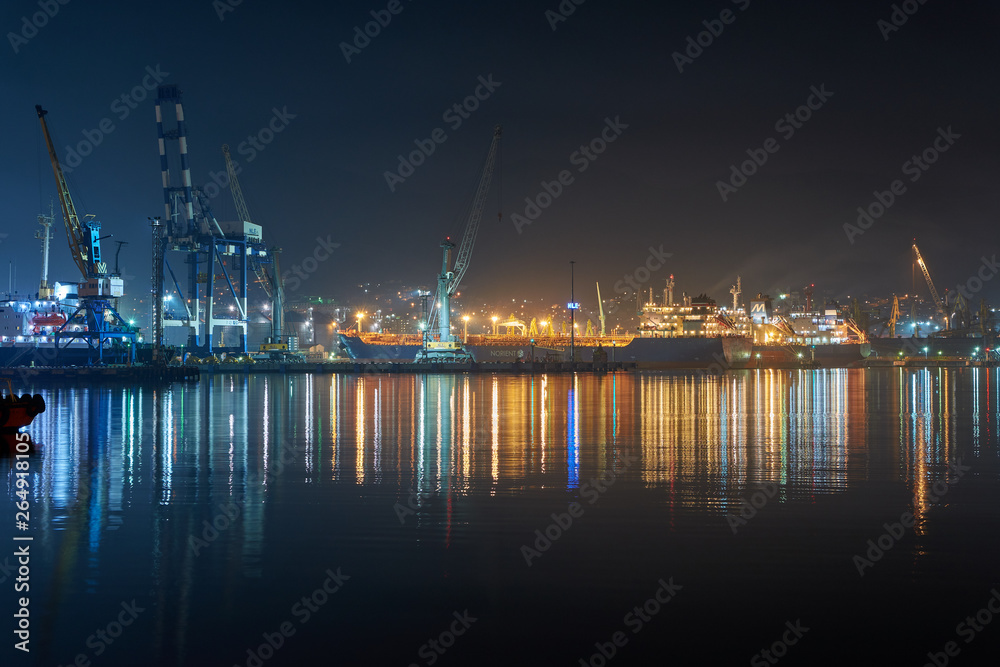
xmin=356 ymin=312 xmax=364 ymax=333
xmin=569 ymin=260 xmax=576 ymax=363
xmin=491 ymin=315 xmax=498 ymax=336
xmin=463 ymin=315 xmax=470 ymax=343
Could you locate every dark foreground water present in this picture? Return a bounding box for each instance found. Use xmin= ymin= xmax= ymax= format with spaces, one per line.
xmin=3 ymin=369 xmax=1000 ymax=666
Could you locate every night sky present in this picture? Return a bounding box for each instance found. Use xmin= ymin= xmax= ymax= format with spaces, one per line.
xmin=2 ymin=0 xmax=998 ymax=312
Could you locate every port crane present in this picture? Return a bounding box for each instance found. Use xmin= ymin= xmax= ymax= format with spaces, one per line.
xmin=596 ymin=282 xmax=606 ymax=335
xmin=222 ymin=144 xmax=287 ymax=355
xmin=35 ymin=105 xmax=137 ymax=363
xmin=912 ymin=241 xmax=949 ymax=329
xmin=878 ymin=295 xmax=900 ymax=338
xmin=416 ymin=125 xmax=502 ymax=362
xmin=153 ymin=85 xmax=270 ymax=355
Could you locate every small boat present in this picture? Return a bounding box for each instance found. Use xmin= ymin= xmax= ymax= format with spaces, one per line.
xmin=0 ymin=379 xmax=45 ymax=431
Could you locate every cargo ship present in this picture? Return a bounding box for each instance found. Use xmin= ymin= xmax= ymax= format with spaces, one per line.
xmin=743 ymin=292 xmax=869 ymax=367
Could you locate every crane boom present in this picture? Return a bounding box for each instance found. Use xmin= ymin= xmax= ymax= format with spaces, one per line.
xmin=449 ymin=124 xmax=502 ymax=296
xmin=223 ymin=144 xmax=252 ymax=225
xmin=913 ymin=242 xmax=946 ymax=319
xmin=596 ymin=282 xmax=606 ymax=335
xmin=223 ymin=144 xmax=274 ymax=299
xmin=34 ymin=104 xmax=133 ymax=363
xmin=35 ymin=105 xmax=96 ymax=279
xmin=418 ymin=125 xmax=502 ymax=362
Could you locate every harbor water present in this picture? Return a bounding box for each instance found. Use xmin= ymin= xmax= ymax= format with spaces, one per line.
xmin=3 ymin=368 xmax=1000 ymax=665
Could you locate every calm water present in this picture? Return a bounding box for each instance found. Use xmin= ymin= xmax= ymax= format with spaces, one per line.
xmin=4 ymin=369 xmax=1000 ymax=666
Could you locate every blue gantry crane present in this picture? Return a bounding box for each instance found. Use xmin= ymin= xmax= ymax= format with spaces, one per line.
xmin=152 ymin=85 xmax=272 ymax=356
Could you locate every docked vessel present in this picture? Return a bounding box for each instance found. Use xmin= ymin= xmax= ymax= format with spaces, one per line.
xmin=741 ymin=292 xmax=869 ymax=367
xmin=338 ymin=331 xmax=753 ymax=369
xmin=339 ymin=280 xmax=876 ymax=370
xmin=339 ymin=288 xmax=754 ymax=369
xmin=1 ymin=293 xmax=111 ymax=366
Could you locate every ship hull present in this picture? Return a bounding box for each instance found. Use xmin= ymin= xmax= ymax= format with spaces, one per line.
xmin=867 ymin=337 xmax=987 ymax=359
xmin=338 ymin=334 xmax=754 ymax=369
xmin=748 ymin=343 xmax=870 ymax=367
xmin=0 ymin=343 xmax=100 ymax=367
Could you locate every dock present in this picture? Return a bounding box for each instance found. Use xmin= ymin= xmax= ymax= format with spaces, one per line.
xmin=1 ymin=365 xmax=200 ymax=383
xmin=192 ymin=360 xmax=639 ymax=374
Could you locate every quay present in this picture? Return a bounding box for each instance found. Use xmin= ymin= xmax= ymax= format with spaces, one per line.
xmin=192 ymin=360 xmax=639 ymax=374
xmin=1 ymin=365 xmax=200 ymax=383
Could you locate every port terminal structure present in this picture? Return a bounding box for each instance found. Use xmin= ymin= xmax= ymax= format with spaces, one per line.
xmin=152 ymin=85 xmax=274 ymax=360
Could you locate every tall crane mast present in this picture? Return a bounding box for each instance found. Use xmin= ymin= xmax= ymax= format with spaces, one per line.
xmin=35 ymin=201 xmax=55 ymax=299
xmin=417 ymin=125 xmax=502 ymax=362
xmin=730 ymin=275 xmax=741 ymax=313
xmin=912 ymin=241 xmax=948 ymax=327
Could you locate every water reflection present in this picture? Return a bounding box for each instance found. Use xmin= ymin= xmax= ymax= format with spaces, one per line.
xmin=4 ymin=368 xmax=994 ymax=663
xmin=15 ymin=368 xmax=991 ymax=518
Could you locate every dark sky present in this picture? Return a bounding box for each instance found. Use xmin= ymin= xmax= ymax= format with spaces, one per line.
xmin=2 ymin=0 xmax=998 ymax=311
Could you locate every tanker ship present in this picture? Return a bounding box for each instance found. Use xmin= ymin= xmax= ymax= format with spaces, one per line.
xmin=339 ymin=292 xmax=753 ymax=369
xmin=339 ymin=283 xmax=874 ymax=370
